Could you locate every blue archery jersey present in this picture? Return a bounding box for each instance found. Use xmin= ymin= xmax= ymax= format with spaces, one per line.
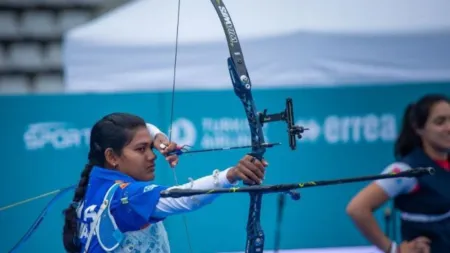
xmin=77 ymin=166 xmax=169 ymax=253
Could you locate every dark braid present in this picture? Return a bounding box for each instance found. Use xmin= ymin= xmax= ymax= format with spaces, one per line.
xmin=62 ymin=164 xmax=93 ymax=252
xmin=62 ymin=112 xmax=147 ymax=252
xmin=63 ymin=144 xmax=103 ymax=252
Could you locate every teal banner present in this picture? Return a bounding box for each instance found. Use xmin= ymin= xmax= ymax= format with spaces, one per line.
xmin=0 ymin=82 xmax=448 ymax=253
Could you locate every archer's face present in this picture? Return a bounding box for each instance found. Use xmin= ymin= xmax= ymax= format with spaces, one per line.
xmin=421 ymin=101 xmax=450 ymax=152
xmin=116 ymin=126 xmax=158 ymax=181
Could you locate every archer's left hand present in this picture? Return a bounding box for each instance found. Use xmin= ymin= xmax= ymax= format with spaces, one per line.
xmin=153 ymin=134 xmax=179 ymax=168
xmin=227 ymin=155 xmax=268 ymax=185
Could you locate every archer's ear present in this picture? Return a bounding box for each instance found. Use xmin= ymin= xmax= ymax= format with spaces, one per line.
xmin=415 ymin=126 xmax=424 ymax=137
xmin=104 ymin=148 xmax=119 ymax=167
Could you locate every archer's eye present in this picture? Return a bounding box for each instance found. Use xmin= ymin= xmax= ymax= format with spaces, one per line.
xmin=433 ymin=116 xmax=449 ymax=126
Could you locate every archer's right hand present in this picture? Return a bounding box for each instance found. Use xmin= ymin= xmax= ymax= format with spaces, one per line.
xmin=226 ymin=155 xmax=268 ymax=185
xmin=399 ymin=236 xmax=431 ymax=253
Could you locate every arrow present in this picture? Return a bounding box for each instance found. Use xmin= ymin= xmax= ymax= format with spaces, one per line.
xmin=165 ymin=142 xmax=282 ymax=156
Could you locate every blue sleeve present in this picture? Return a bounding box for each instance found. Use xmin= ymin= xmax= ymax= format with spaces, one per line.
xmin=110 ymin=182 xmax=169 ymax=232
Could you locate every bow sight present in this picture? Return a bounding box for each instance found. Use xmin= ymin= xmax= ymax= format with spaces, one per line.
xmin=257 ymin=98 xmax=306 ymax=202
xmin=258 ymin=98 xmax=308 ymax=151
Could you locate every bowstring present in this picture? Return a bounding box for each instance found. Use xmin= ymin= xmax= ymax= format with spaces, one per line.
xmin=168 ymin=0 xmax=194 ymax=252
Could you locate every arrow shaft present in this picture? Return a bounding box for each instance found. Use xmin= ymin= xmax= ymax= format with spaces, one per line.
xmin=171 ymin=142 xmax=281 ymax=155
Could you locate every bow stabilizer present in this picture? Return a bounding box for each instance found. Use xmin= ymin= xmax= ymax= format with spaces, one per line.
xmin=211 ymin=1 xmax=305 ymax=252
xmin=160 ymin=167 xmax=435 ymax=198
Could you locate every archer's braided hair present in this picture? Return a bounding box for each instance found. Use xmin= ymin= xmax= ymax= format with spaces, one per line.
xmin=62 ymin=112 xmax=147 ymax=252
xmin=394 ymin=93 xmax=449 ymax=159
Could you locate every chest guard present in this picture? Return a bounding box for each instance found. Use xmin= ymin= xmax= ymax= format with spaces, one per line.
xmin=84 ymin=183 xmax=125 ymax=252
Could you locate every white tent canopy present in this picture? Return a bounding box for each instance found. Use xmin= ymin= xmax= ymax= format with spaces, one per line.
xmin=63 ymin=0 xmax=450 ymax=93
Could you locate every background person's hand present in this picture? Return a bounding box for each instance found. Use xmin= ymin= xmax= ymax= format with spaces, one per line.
xmin=399 ymin=236 xmax=431 ymax=253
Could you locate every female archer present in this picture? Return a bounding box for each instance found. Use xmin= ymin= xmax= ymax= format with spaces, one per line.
xmin=346 ymin=94 xmax=450 ymax=253
xmin=62 ymin=112 xmax=268 ymax=253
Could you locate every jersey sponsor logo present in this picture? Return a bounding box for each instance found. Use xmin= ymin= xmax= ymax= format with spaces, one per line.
xmin=119 ymin=183 xmax=130 ymax=189
xmin=143 ymin=184 xmax=158 ymax=193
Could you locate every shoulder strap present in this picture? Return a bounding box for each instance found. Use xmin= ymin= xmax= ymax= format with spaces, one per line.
xmin=83 ymin=183 xmax=123 ymax=253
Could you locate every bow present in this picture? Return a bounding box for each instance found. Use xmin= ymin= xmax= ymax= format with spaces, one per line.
xmin=167 ymin=0 xmax=306 ymax=251
xmin=209 ymin=1 xmax=305 ymax=252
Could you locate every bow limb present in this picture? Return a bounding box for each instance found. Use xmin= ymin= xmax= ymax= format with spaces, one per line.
xmin=211 ymin=1 xmax=305 ymax=252
xmin=211 ymin=1 xmax=267 ymax=252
